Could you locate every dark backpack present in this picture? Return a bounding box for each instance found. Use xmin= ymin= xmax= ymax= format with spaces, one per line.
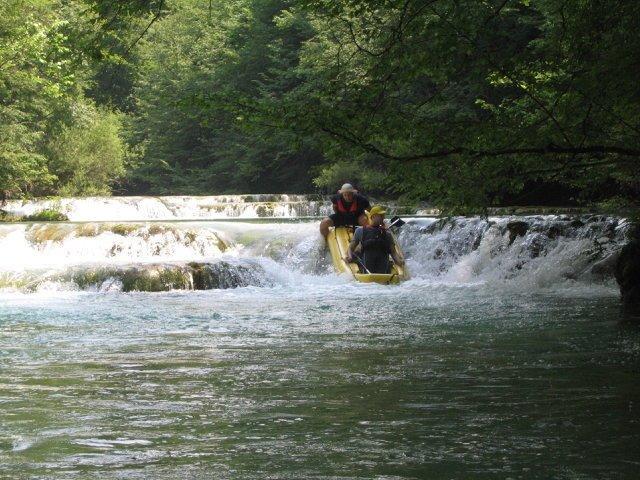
xmin=361 ymin=226 xmax=391 ymax=253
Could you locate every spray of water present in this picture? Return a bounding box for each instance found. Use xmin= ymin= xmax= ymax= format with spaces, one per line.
xmin=0 ymin=197 xmax=630 ymax=293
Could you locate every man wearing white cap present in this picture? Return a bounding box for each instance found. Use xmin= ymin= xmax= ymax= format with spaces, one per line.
xmin=319 ymin=183 xmax=371 ymax=237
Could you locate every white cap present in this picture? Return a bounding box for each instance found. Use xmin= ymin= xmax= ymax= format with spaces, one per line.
xmin=339 ymin=183 xmax=356 ymax=193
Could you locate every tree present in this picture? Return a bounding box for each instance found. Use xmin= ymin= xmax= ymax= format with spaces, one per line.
xmin=47 ymin=104 xmax=126 ymax=195
xmin=127 ymin=0 xmax=323 ymax=194
xmin=1 ymin=0 xmax=638 ymax=209
xmin=248 ymin=0 xmax=640 ymax=207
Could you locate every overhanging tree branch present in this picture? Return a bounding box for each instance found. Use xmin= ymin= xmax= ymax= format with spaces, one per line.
xmin=318 ymin=123 xmax=640 ymax=161
xmin=126 ymin=0 xmax=165 ymax=53
xmin=519 ymin=157 xmax=633 ymax=176
xmin=427 ymin=4 xmax=576 ymax=148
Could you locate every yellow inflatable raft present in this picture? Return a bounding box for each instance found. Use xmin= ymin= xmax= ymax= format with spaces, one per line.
xmin=326 ymin=226 xmax=407 ymax=284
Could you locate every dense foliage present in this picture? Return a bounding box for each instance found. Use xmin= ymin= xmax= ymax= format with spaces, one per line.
xmin=1 ymin=0 xmax=639 ymax=209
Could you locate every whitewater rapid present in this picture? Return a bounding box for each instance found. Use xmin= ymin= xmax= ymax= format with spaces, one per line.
xmin=0 ymin=204 xmax=630 ymax=294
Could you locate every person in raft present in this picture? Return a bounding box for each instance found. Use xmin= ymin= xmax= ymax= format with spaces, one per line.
xmin=346 ymin=205 xmax=404 ymax=274
xmin=319 ymin=183 xmax=371 ymax=237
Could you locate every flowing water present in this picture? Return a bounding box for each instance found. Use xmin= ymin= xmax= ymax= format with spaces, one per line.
xmin=1 ymin=197 xmax=639 ymax=479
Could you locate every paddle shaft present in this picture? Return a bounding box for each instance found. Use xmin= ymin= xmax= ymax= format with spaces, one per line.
xmin=351 ymin=253 xmax=372 ymax=274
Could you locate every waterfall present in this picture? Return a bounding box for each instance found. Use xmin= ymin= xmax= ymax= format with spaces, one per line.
xmin=399 ymin=215 xmax=629 ymax=288
xmin=2 ymin=195 xmax=331 ymax=221
xmin=0 ymin=196 xmax=631 ymax=292
xmin=0 ymin=220 xmax=329 ymax=292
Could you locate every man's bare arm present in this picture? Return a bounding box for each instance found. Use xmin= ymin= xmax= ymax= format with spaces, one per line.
xmin=388 ymin=234 xmax=404 ymax=266
xmin=346 ymin=237 xmax=359 ymax=262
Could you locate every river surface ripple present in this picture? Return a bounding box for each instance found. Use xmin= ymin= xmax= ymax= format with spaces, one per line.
xmin=1 ymin=283 xmax=639 ymax=479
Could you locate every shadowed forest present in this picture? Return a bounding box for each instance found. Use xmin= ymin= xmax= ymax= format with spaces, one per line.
xmin=2 ymin=0 xmax=639 ymax=210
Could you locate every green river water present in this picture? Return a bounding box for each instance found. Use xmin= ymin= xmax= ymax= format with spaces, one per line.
xmin=1 ymin=283 xmax=639 ymax=479
xmin=0 ymin=210 xmax=639 ymax=479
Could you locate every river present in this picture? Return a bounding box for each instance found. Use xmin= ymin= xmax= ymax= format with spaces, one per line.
xmin=0 ymin=196 xmax=639 ymax=479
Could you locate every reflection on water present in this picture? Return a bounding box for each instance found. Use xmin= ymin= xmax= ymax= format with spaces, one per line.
xmin=1 ymin=285 xmax=639 ymax=479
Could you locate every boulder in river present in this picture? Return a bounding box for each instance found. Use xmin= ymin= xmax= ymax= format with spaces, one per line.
xmin=570 ymin=219 xmax=585 ymax=228
xmin=506 ymin=221 xmax=529 ymax=245
xmin=615 ymin=225 xmax=640 ymax=320
xmin=188 ymin=261 xmax=267 ymax=289
xmin=65 ymin=261 xmax=269 ymax=292
xmin=591 ymin=251 xmax=621 ymax=279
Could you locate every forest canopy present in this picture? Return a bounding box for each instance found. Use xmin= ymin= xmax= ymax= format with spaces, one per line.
xmin=1 ymin=0 xmax=639 ymax=210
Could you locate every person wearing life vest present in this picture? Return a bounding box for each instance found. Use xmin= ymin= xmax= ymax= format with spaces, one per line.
xmin=319 ymin=183 xmax=371 ymax=237
xmin=345 ymin=205 xmax=404 ymax=274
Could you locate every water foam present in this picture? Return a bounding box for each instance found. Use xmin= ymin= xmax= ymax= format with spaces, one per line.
xmin=3 ymin=195 xmax=330 ymax=221
xmin=0 ymin=212 xmax=630 ymax=293
xmin=399 ymin=215 xmax=628 ymax=290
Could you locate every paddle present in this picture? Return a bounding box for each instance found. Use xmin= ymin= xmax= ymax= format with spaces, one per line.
xmin=388 ymin=216 xmax=405 ymax=231
xmin=344 ymin=252 xmax=371 ymax=274
xmin=352 ymin=253 xmax=372 ymax=274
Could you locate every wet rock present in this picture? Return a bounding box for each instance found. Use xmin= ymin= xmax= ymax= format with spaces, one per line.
xmin=506 ymin=221 xmax=529 ymax=245
xmin=65 ymin=261 xmax=269 ymax=292
xmin=0 ymin=209 xmax=18 ymax=222
xmin=591 ymin=251 xmax=621 ymax=279
xmin=70 ymin=264 xmax=192 ymax=292
xmin=570 ymin=219 xmax=585 ymax=228
xmin=546 ymin=224 xmax=562 ymax=239
xmin=615 ymin=227 xmax=640 ymax=320
xmin=472 ymin=234 xmax=482 ymax=250
xmin=422 ymin=218 xmax=450 ymax=234
xmin=110 ymin=224 xmax=139 ymax=236
xmin=524 ymin=233 xmax=546 ymax=258
xmin=188 ymin=261 xmax=267 ymax=289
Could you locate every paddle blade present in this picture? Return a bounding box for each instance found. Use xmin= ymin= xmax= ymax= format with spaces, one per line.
xmin=389 ymin=216 xmax=405 ymax=230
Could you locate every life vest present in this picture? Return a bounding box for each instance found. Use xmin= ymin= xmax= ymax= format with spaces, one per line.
xmin=361 ymin=225 xmax=391 ymax=253
xmin=336 ymin=196 xmax=358 ymax=214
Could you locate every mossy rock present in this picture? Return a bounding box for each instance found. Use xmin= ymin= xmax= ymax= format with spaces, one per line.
xmin=110 ymin=224 xmax=139 ymax=236
xmin=26 ymin=224 xmax=70 ymax=243
xmin=71 ymin=265 xmax=193 ymax=292
xmin=184 ymin=231 xmax=198 ymax=243
xmin=188 ymin=261 xmax=263 ymax=289
xmin=147 ymin=224 xmax=178 ymax=236
xmin=0 ymin=210 xmax=23 ymax=222
xmin=120 ymin=266 xmax=192 ymax=292
xmin=74 ymin=224 xmax=103 ymax=237
xmin=255 ymin=204 xmax=273 ymax=217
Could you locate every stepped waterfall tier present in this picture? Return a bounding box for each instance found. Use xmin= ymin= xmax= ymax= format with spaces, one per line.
xmin=1 ymin=196 xmax=639 ymax=479
xmin=2 ymin=195 xmax=331 ymax=221
xmin=0 ymin=209 xmax=630 ymax=292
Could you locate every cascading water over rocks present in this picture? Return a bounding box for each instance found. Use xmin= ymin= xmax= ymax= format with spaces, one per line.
xmin=2 ymin=195 xmax=330 ymax=221
xmin=399 ymin=215 xmax=629 ymax=287
xmin=0 ymin=196 xmax=632 ymax=294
